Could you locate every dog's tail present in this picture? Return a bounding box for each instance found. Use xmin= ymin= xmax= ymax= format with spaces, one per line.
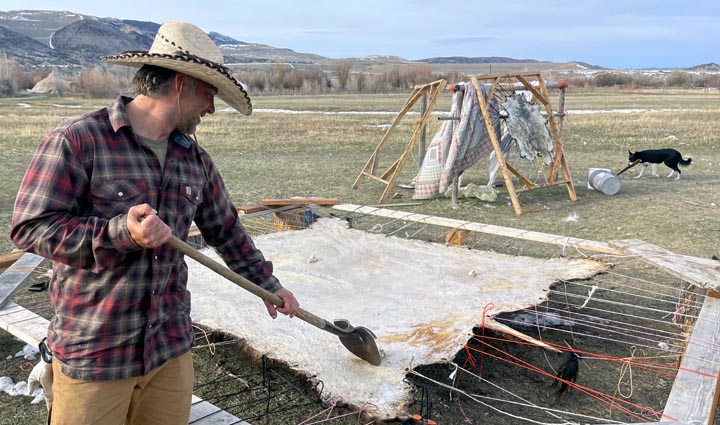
xmin=680 ymin=156 xmax=692 ymax=167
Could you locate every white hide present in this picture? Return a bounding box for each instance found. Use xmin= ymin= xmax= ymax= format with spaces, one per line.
xmin=187 ymin=218 xmax=605 ymax=420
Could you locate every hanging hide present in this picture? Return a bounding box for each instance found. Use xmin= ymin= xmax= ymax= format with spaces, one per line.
xmin=502 ymin=93 xmax=554 ymax=165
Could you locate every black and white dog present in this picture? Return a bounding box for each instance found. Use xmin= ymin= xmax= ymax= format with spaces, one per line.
xmin=628 ymin=149 xmax=692 ymax=180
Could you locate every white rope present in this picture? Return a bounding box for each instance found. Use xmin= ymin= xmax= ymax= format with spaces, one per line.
xmin=579 ymin=284 xmax=597 ymax=309
xmin=409 ymin=368 xmax=610 ymax=425
xmin=518 ymin=303 xmax=687 ymax=343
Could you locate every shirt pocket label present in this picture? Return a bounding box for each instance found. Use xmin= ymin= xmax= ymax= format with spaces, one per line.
xmin=180 ymin=183 xmax=202 ymax=206
xmin=177 ymin=183 xmax=203 ymax=234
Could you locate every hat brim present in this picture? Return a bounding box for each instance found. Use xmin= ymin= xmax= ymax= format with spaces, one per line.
xmin=102 ymin=52 xmax=252 ymax=116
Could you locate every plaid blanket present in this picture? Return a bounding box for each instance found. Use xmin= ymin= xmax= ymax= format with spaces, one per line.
xmin=413 ymin=83 xmax=499 ymax=199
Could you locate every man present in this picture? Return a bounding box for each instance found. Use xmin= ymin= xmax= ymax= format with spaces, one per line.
xmin=12 ymin=21 xmax=299 ymax=424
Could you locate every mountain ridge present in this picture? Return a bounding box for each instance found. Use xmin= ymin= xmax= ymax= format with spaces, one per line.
xmin=0 ymin=9 xmax=709 ymax=73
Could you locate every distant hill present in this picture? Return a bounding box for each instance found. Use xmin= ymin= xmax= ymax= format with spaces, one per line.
xmin=50 ymin=19 xmax=150 ymax=66
xmin=0 ymin=24 xmax=74 ymax=66
xmin=418 ymin=56 xmax=545 ymax=64
xmin=0 ymin=11 xmax=156 ymax=67
xmin=688 ymin=63 xmax=720 ymax=72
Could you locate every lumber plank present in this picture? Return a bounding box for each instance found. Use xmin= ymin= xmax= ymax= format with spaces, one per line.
xmin=0 ymin=252 xmax=46 ymax=309
xmin=236 ymin=204 xmax=269 ymax=214
xmin=662 ymin=296 xmax=720 ymax=423
xmin=189 ymin=395 xmax=248 ymax=424
xmin=332 ymin=204 xmax=621 ymax=255
xmin=610 ymin=239 xmax=720 ymax=291
xmin=0 ymin=301 xmax=48 ymax=346
xmin=260 ymin=197 xmax=340 ymax=207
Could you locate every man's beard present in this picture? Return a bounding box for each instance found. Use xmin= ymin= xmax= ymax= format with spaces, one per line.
xmin=178 ymin=116 xmax=201 ymax=135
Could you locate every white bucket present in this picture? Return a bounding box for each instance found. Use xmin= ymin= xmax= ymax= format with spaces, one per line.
xmin=588 ymin=168 xmax=621 ymax=195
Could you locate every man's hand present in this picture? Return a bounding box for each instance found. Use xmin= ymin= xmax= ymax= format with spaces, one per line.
xmin=127 ymin=204 xmax=171 ymax=248
xmin=264 ymin=288 xmax=299 ymax=319
xmin=27 ymin=360 xmax=53 ymax=411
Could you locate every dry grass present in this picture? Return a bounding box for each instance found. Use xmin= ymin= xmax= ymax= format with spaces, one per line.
xmin=0 ymin=87 xmax=719 ymax=423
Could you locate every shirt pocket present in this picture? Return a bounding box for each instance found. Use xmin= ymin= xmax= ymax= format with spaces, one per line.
xmin=177 ymin=182 xmax=203 ymax=234
xmin=90 ymin=179 xmax=148 ymax=219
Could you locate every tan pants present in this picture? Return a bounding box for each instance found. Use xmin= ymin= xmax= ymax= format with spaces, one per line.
xmin=50 ymin=351 xmax=194 ymax=425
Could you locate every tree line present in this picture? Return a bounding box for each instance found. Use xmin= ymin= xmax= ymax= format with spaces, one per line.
xmin=1 ymin=52 xmax=719 ymax=98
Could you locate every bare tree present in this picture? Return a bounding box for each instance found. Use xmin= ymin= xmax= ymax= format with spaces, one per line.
xmin=333 ymin=59 xmax=352 ymax=91
xmin=0 ymin=50 xmax=18 ymax=97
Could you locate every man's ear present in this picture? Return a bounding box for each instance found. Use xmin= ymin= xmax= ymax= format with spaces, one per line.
xmin=174 ymin=73 xmax=188 ymax=96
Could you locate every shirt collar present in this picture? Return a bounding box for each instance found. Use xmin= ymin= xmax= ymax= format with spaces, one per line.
xmin=108 ymin=96 xmax=193 ymax=150
xmin=108 ymin=96 xmax=133 ymax=132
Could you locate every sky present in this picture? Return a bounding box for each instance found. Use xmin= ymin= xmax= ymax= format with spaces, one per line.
xmin=2 ymin=1 xmax=718 ymax=69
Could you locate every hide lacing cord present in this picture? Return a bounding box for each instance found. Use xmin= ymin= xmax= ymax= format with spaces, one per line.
xmin=296 ymin=396 xmax=341 ymax=424
xmin=452 ymin=304 xmax=494 ymax=399
xmin=495 ymin=307 xmax=690 ymax=354
xmin=477 ymin=302 xmax=495 ymax=378
xmin=671 ymin=303 xmax=687 ymax=327
xmin=464 ymin=337 xmax=672 ymax=422
xmin=456 ymin=346 xmax=476 ymax=422
xmin=411 ymin=367 xmax=587 ymax=425
xmin=297 ymin=398 xmax=379 ymax=424
xmin=451 ymin=303 xmax=496 ymax=422
xmin=614 ymin=347 xmax=637 ymax=400
xmin=514 ymin=274 xmax=707 ymax=352
xmin=530 ymin=303 xmax=558 ymax=375
xmin=443 ymin=360 xmax=575 ymax=424
xmin=483 ymin=333 xmax=719 ymax=384
xmin=191 ymin=355 xmax=344 ymax=423
xmin=193 ymin=325 xmax=216 ymax=355
xmin=593 ymin=272 xmax=706 ymax=312
xmin=474 ymin=335 xmax=715 ymax=422
xmin=480 ymin=335 xmax=684 ymax=377
xmin=193 ymin=338 xmax=239 ymax=351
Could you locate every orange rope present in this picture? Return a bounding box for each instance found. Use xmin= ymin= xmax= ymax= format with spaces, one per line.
xmin=461 ymin=335 xmax=678 ymax=422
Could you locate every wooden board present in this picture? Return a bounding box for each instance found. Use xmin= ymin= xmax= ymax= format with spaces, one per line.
xmin=236 ymin=204 xmax=271 ymax=214
xmin=662 ymin=296 xmax=720 ymax=423
xmin=332 ymin=204 xmax=621 ymax=254
xmin=189 ymin=395 xmax=248 ymax=424
xmin=0 ymin=301 xmax=49 ymax=346
xmin=610 ymin=239 xmax=720 ymax=291
xmin=259 ymin=197 xmax=340 ymax=207
xmin=0 ymin=252 xmax=45 ymax=309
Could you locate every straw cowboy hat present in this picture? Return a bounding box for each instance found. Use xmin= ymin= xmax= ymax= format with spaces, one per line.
xmin=102 ymin=21 xmax=252 ymax=115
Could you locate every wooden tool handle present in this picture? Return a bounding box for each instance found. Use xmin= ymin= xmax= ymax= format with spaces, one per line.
xmin=168 ymin=236 xmax=327 ymax=330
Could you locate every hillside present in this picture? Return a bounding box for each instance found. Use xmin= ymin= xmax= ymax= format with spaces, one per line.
xmin=1 ymin=9 xmax=606 ymax=73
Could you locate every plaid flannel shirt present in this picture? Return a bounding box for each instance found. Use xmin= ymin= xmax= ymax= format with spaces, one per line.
xmin=11 ymin=96 xmax=281 ymax=381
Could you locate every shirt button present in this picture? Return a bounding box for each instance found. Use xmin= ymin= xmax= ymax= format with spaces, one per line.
xmin=118 ymin=191 xmax=124 ymax=197
xmin=154 ymin=256 xmax=159 ymax=261
xmin=148 ymin=324 xmax=153 ymax=328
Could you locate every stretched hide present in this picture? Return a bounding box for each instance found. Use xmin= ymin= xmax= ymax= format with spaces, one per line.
xmin=188 ymin=218 xmax=606 ymax=421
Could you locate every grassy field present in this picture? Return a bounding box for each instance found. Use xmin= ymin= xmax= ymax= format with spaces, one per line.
xmin=0 ymin=87 xmax=718 ymax=423
xmin=1 ymin=89 xmax=718 ymax=257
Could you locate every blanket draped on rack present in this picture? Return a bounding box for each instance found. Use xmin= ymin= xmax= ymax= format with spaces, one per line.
xmin=413 ymin=83 xmax=499 ymax=199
